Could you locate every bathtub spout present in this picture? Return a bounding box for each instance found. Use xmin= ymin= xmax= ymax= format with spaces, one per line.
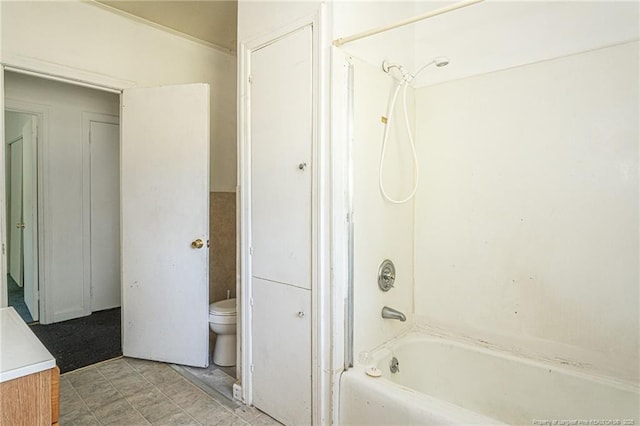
xmin=382 ymin=306 xmax=406 ymax=322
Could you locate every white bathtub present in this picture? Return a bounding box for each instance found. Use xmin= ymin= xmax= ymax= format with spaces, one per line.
xmin=340 ymin=332 xmax=639 ymax=425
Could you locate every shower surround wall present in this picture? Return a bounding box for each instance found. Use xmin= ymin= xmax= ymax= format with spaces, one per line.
xmin=351 ymin=57 xmax=416 ymax=356
xmin=413 ymin=41 xmax=639 ymax=382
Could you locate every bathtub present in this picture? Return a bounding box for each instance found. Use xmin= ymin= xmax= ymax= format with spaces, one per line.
xmin=340 ymin=332 xmax=639 ymax=425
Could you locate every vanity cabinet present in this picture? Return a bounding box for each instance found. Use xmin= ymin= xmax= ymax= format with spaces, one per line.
xmin=0 ymin=307 xmax=58 ymax=425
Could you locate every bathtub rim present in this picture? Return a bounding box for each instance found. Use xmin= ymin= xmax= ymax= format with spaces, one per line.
xmin=356 ymin=328 xmax=640 ymax=394
xmin=339 ymin=364 xmax=507 ymax=425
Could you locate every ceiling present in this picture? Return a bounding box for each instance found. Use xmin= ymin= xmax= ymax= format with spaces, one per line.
xmin=95 ymin=1 xmax=638 ymax=79
xmin=97 ymin=0 xmax=237 ymax=53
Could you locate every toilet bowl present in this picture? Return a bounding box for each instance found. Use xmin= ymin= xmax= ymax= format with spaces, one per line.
xmin=209 ymin=298 xmax=237 ymax=367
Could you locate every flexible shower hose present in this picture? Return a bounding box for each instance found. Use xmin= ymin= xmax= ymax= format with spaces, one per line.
xmin=379 ymin=78 xmax=419 ymax=204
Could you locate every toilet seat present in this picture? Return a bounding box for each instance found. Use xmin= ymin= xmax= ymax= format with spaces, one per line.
xmin=209 ymin=298 xmax=236 ymax=316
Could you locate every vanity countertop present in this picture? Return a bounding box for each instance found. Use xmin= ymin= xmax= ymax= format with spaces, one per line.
xmin=0 ymin=307 xmax=56 ymax=383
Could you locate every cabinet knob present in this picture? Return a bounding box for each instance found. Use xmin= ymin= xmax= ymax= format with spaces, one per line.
xmin=297 ymin=311 xmax=305 ymax=318
xmin=298 ymin=163 xmax=307 ymax=171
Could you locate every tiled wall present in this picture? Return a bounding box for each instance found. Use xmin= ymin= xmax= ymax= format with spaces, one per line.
xmin=209 ymin=192 xmax=236 ymax=303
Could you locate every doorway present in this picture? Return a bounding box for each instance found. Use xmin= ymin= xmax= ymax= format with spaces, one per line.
xmin=2 ymin=67 xmax=211 ymax=373
xmin=3 ymin=71 xmax=123 ymax=371
xmin=4 ymin=71 xmax=121 ymax=325
xmin=4 ymin=110 xmax=38 ymax=322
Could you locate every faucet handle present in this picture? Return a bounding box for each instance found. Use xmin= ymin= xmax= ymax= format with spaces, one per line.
xmin=378 ymin=259 xmax=396 ymax=292
xmin=382 ymin=269 xmax=395 ymax=284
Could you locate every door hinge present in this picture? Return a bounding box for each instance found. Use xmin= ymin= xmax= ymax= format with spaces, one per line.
xmin=1 ymin=244 xmax=4 ymax=255
xmin=249 ymin=246 xmax=253 ymax=255
xmin=249 ymin=297 xmax=254 ymax=307
xmin=248 ymin=75 xmax=253 ymax=84
xmin=250 ymin=364 xmax=254 ymax=373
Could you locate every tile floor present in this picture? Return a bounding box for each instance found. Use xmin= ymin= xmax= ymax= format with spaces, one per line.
xmin=60 ymin=357 xmax=281 ymax=425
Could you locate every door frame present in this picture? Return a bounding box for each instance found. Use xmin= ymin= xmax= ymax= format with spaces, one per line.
xmin=0 ymin=62 xmax=126 ymax=322
xmin=238 ymin=7 xmax=333 ymax=424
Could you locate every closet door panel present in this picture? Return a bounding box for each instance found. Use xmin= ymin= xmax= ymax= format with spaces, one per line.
xmin=251 ymin=277 xmax=311 ymax=425
xmin=250 ymin=25 xmax=312 ymax=290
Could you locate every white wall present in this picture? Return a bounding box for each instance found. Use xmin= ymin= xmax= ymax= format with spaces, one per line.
xmin=350 ymin=57 xmax=415 ymax=355
xmin=333 ymin=1 xmax=417 ymax=73
xmin=4 ymin=111 xmax=30 ymax=141
xmin=1 ymin=0 xmax=237 ymax=192
xmin=331 ymin=2 xmax=639 ymax=89
xmin=238 ymin=1 xmax=321 ymax=42
xmin=414 ymin=42 xmax=639 ymax=382
xmin=5 ymin=71 xmax=119 ymax=323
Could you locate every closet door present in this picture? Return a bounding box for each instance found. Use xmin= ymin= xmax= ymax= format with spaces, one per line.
xmin=89 ymin=119 xmax=120 ymax=312
xmin=250 ymin=26 xmax=312 ymax=291
xmin=250 ymin=25 xmax=313 ymax=425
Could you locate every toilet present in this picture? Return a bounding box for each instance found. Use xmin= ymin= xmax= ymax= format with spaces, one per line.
xmin=209 ymin=298 xmax=237 ymax=366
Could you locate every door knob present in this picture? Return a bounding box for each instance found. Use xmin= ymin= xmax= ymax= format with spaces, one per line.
xmin=191 ymin=239 xmax=204 ymax=249
xmin=16 ymin=223 xmax=25 ymax=229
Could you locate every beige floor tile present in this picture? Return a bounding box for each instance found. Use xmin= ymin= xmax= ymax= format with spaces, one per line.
xmin=232 ymin=404 xmax=262 ymax=422
xmin=138 ymin=399 xmax=186 ymax=424
xmin=152 ymin=410 xmax=201 ymax=426
xmin=59 ymin=392 xmax=87 ymax=416
xmin=127 ymin=387 xmax=172 ymax=413
xmin=248 ymin=413 xmax=284 ymax=426
xmin=59 ymin=380 xmax=79 ymax=399
xmin=98 ymin=357 xmax=137 ymax=381
xmin=59 ymin=405 xmax=101 ymax=426
xmin=163 ymin=377 xmax=201 ymax=394
xmin=111 ymin=373 xmax=155 ymax=396
xmin=65 ymin=367 xmax=104 ymax=388
xmin=182 ymin=397 xmax=227 ymax=423
xmin=102 ymin=411 xmax=152 ymax=426
xmin=59 ymin=377 xmax=75 ymax=397
xmin=60 ymin=358 xmax=279 ymax=426
xmin=143 ymin=368 xmax=184 ymax=387
xmin=80 ymin=383 xmax=122 ymax=411
xmin=126 ymin=358 xmax=172 ymax=374
xmin=163 ymin=381 xmax=210 ymax=409
xmin=92 ymin=397 xmax=139 ymax=423
xmin=198 ymin=408 xmax=248 ymax=426
xmin=69 ymin=375 xmax=113 ymax=399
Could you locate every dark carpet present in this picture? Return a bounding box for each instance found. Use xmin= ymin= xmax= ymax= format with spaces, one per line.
xmin=7 ymin=274 xmax=34 ymax=323
xmin=29 ymin=308 xmax=122 ymax=374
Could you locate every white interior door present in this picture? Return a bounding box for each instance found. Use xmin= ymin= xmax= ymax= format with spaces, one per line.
xmin=250 ymin=25 xmax=313 ymax=425
xmin=8 ymin=138 xmax=23 ymax=287
xmin=21 ymin=117 xmax=38 ymax=321
xmin=121 ymin=84 xmax=210 ymax=367
xmin=90 ymin=120 xmax=120 ymax=311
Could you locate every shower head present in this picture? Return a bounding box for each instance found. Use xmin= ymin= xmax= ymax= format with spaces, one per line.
xmin=434 ymin=56 xmax=450 ymax=67
xmin=383 ymin=56 xmax=450 ymax=84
